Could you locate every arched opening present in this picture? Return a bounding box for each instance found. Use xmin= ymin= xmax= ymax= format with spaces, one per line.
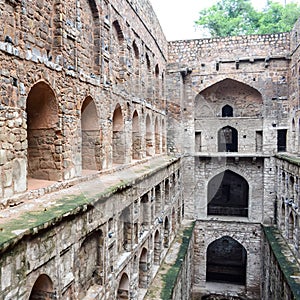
xmin=29 ymin=274 xmax=54 ymax=300
xmin=155 ymin=117 xmax=160 ymax=154
xmin=155 ymin=184 xmax=161 ymax=215
xmin=218 ymin=126 xmax=238 ymax=152
xmin=112 ymin=104 xmax=125 ymax=164
xmin=208 ymin=170 xmax=249 ymax=217
xmin=288 ymin=213 xmax=294 ymax=243
xmin=145 ymin=53 xmax=152 ymax=99
xmin=154 ymin=230 xmax=161 ymax=265
xmin=132 ymin=110 xmax=141 ymax=160
xmin=145 ymin=114 xmax=153 ymax=156
xmin=164 ymin=216 xmax=169 ymax=248
xmin=281 ymin=199 xmax=286 ymax=231
xmin=141 ymin=194 xmax=150 ymax=230
xmin=132 ymin=40 xmax=140 ymax=94
xmin=161 ymin=119 xmax=166 ymax=153
xmin=26 ymin=82 xmax=61 ymax=182
xmin=139 ymin=248 xmax=148 ymax=288
xmin=81 ymin=97 xmax=101 ymax=171
xmin=222 ymin=105 xmax=233 ymax=117
xmin=155 ymin=64 xmax=160 ymax=100
xmin=206 ymin=236 xmax=247 ymax=285
xmin=78 ymin=230 xmax=103 ymax=295
xmin=117 ymin=273 xmax=129 ymax=300
xmin=165 ymin=178 xmax=170 ymax=204
xmin=172 ymin=207 xmax=176 ymax=232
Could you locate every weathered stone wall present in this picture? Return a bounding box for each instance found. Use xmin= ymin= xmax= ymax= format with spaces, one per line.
xmin=0 ymin=157 xmax=183 ymax=300
xmin=0 ymin=0 xmax=168 ymax=206
xmin=193 ymin=220 xmax=262 ymax=300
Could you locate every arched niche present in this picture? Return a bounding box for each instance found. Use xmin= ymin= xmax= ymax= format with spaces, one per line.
xmin=112 ymin=104 xmax=125 ymax=164
xmin=145 ymin=114 xmax=153 ymax=156
xmin=164 ymin=216 xmax=169 ymax=248
xmin=154 ymin=229 xmax=161 ymax=265
xmin=117 ymin=273 xmax=129 ymax=300
xmin=29 ymin=274 xmax=54 ymax=300
xmin=139 ymin=247 xmax=148 ymax=288
xmin=222 ymin=104 xmax=233 ymax=117
xmin=26 ymin=82 xmax=61 ymax=181
xmin=132 ymin=110 xmax=141 ymax=159
xmin=206 ymin=236 xmax=247 ymax=285
xmin=161 ymin=119 xmax=166 ymax=152
xmin=81 ymin=96 xmax=101 ymax=170
xmin=218 ymin=126 xmax=238 ymax=152
xmin=154 ymin=117 xmax=160 ymax=154
xmin=195 ymin=78 xmax=262 ymax=118
xmin=208 ymin=170 xmax=249 ymax=217
xmin=78 ymin=229 xmax=103 ymax=293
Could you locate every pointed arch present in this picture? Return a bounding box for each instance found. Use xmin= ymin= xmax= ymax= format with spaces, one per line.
xmin=206 ymin=236 xmax=247 ymax=285
xmin=164 ymin=216 xmax=169 ymax=248
xmin=117 ymin=273 xmax=129 ymax=300
xmin=81 ymin=96 xmax=101 ymax=170
xmin=145 ymin=114 xmax=153 ymax=156
xmin=79 ymin=0 xmax=101 ymax=74
xmin=208 ymin=170 xmax=249 ymax=217
xmin=197 ymin=78 xmax=262 ymax=118
xmin=132 ymin=110 xmax=141 ymax=159
xmin=112 ymin=104 xmax=125 ymax=164
xmin=161 ymin=119 xmax=166 ymax=152
xmin=26 ymin=81 xmax=62 ymax=181
xmin=29 ymin=274 xmax=54 ymax=300
xmin=218 ymin=126 xmax=238 ymax=152
xmin=154 ymin=229 xmax=161 ymax=265
xmin=222 ymin=104 xmax=233 ymax=117
xmin=139 ymin=247 xmax=149 ymax=288
xmin=155 ymin=117 xmax=160 ymax=154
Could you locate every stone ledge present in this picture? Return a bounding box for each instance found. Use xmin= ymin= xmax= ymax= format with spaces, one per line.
xmin=263 ymin=226 xmax=300 ymax=300
xmin=0 ymin=155 xmax=179 ymax=254
xmin=276 ymin=153 xmax=300 ymax=167
xmin=145 ymin=221 xmax=195 ymax=300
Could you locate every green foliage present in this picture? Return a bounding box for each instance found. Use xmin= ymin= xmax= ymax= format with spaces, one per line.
xmin=195 ymin=0 xmax=300 ymax=37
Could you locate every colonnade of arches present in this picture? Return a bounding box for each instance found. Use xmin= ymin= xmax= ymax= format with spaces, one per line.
xmin=276 ymin=167 xmax=300 ymax=255
xmin=27 ymin=169 xmax=181 ymax=299
xmin=25 ymin=81 xmax=166 ymax=183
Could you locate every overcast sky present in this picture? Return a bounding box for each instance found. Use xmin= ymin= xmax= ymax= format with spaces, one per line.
xmin=149 ymin=0 xmax=300 ymax=40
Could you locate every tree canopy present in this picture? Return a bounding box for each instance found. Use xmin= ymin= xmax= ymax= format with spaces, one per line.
xmin=195 ymin=0 xmax=300 ymax=37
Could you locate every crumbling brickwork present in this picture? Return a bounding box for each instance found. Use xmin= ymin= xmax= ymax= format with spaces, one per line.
xmin=1 ymin=0 xmax=300 ymax=299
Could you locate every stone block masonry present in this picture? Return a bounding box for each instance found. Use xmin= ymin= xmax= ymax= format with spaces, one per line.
xmin=0 ymin=0 xmax=300 ymax=299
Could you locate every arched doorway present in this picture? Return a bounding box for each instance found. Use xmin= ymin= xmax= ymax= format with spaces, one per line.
xmin=218 ymin=126 xmax=238 ymax=152
xmin=26 ymin=82 xmax=61 ymax=181
xmin=206 ymin=236 xmax=247 ymax=285
xmin=29 ymin=274 xmax=54 ymax=300
xmin=112 ymin=104 xmax=125 ymax=164
xmin=132 ymin=110 xmax=141 ymax=159
xmin=117 ymin=273 xmax=129 ymax=300
xmin=208 ymin=170 xmax=249 ymax=217
xmin=81 ymin=96 xmax=101 ymax=171
xmin=139 ymin=247 xmax=148 ymax=288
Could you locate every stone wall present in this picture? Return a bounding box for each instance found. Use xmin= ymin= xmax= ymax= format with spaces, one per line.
xmin=0 ymin=0 xmax=168 ymax=206
xmin=0 ymin=157 xmax=183 ymax=300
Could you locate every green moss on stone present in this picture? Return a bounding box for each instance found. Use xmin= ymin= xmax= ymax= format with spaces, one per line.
xmin=276 ymin=154 xmax=300 ymax=167
xmin=160 ymin=222 xmax=195 ymax=299
xmin=263 ymin=226 xmax=300 ymax=300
